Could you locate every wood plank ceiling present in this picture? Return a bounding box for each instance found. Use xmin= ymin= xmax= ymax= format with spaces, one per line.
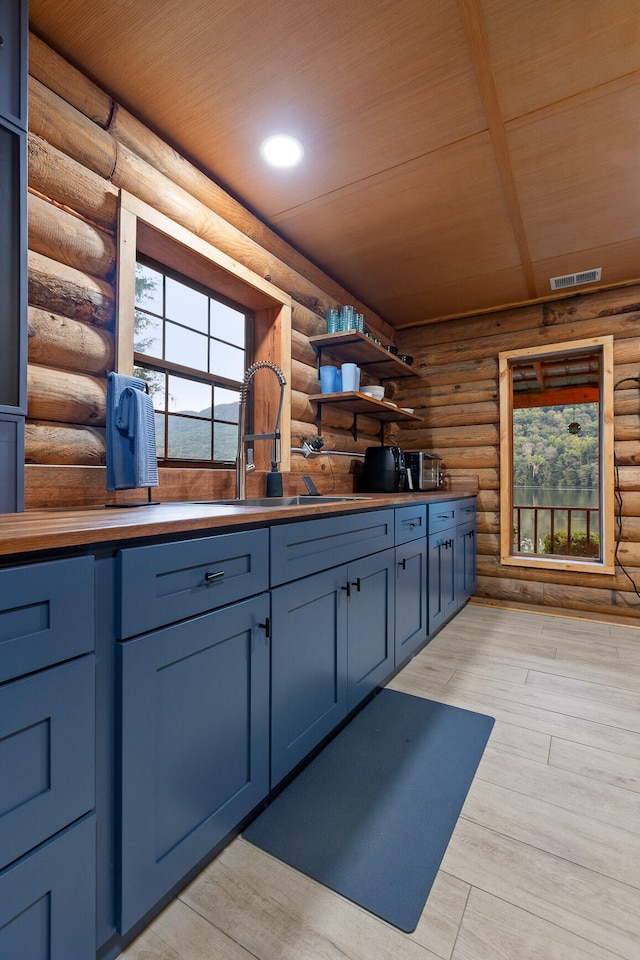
xmin=28 ymin=0 xmax=640 ymax=328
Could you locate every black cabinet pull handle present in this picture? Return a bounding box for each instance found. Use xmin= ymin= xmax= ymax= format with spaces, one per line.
xmin=399 ymin=558 xmax=407 ymax=570
xmin=259 ymin=618 xmax=271 ymax=639
xmin=204 ymin=570 xmax=225 ymax=582
xmin=342 ymin=582 xmax=351 ymax=598
xmin=351 ymin=578 xmax=362 ymax=592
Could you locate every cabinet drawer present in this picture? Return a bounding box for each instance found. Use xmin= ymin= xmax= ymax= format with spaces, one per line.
xmin=0 ymin=656 xmax=95 ymax=871
xmin=428 ymin=501 xmax=457 ymax=535
xmin=0 ymin=556 xmax=94 ymax=684
xmin=118 ymin=528 xmax=269 ymax=638
xmin=395 ymin=504 xmax=427 ymax=544
xmin=270 ymin=509 xmax=395 ymax=585
xmin=456 ymin=499 xmax=477 ymax=524
xmin=0 ymin=815 xmax=96 ymax=960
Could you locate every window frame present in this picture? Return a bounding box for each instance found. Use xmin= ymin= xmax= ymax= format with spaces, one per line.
xmin=116 ymin=191 xmax=292 ymax=473
xmin=133 ymin=253 xmax=253 ymax=466
xmin=499 ymin=336 xmax=615 ymax=575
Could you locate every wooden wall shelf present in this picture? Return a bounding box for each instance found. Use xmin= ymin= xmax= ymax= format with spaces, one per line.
xmin=309 ymin=391 xmax=421 ymax=442
xmin=308 ymin=331 xmax=422 ymax=381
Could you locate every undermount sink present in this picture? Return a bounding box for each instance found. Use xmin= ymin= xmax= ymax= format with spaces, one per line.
xmin=189 ymin=496 xmax=372 ymax=507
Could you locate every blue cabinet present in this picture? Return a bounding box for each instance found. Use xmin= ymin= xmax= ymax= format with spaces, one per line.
xmin=395 ymin=537 xmax=428 ymax=666
xmin=0 ymin=0 xmax=27 ymax=511
xmin=427 ymin=498 xmax=477 ymax=637
xmin=270 ymin=566 xmax=349 ymax=786
xmin=118 ymin=593 xmax=270 ymax=933
xmin=270 ymin=541 xmax=396 ymax=787
xmin=0 ymin=816 xmax=96 ymax=960
xmin=0 ymin=555 xmax=96 ymax=960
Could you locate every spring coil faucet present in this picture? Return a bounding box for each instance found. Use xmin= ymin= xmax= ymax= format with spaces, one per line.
xmin=236 ymin=361 xmax=287 ymax=500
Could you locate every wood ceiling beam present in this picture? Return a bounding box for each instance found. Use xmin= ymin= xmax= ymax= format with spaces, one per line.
xmin=456 ymin=0 xmax=537 ymax=300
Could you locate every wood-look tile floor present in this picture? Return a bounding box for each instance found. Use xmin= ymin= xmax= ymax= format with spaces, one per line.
xmin=120 ymin=603 xmax=640 ymax=960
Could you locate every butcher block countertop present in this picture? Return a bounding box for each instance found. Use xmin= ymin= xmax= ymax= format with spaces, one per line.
xmin=0 ymin=491 xmax=476 ymax=558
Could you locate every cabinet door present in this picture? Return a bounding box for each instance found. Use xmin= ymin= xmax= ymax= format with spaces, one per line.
xmin=0 ymin=656 xmax=95 ymax=872
xmin=270 ymin=566 xmax=348 ymax=786
xmin=0 ymin=815 xmax=96 ymax=960
xmin=428 ymin=530 xmax=457 ymax=635
xmin=457 ymin=520 xmax=477 ymax=602
xmin=395 ymin=538 xmax=427 ymax=667
xmin=347 ymin=548 xmax=395 ymax=709
xmin=118 ymin=594 xmax=270 ymax=933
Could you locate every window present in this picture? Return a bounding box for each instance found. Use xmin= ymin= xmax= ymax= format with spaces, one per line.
xmin=499 ymin=337 xmax=614 ymax=573
xmin=116 ymin=191 xmax=292 ymax=475
xmin=133 ymin=256 xmax=251 ymax=465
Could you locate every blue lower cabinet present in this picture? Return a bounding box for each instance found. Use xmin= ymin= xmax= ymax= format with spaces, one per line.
xmin=346 ymin=548 xmax=395 ymax=709
xmin=428 ymin=527 xmax=458 ymax=636
xmin=0 ymin=815 xmax=96 ymax=960
xmin=270 ymin=550 xmax=395 ymax=787
xmin=118 ymin=593 xmax=271 ymax=934
xmin=457 ymin=519 xmax=477 ymax=602
xmin=395 ymin=538 xmax=428 ymax=666
xmin=270 ymin=566 xmax=349 ymax=787
xmin=0 ymin=656 xmax=95 ymax=871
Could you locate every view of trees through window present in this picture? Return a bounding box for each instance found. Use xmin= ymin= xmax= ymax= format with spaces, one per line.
xmin=133 ymin=258 xmax=249 ymax=463
xmin=512 ymin=402 xmax=600 ymax=557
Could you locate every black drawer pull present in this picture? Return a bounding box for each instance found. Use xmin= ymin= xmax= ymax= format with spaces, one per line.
xmin=399 ymin=558 xmax=407 ymax=570
xmin=204 ymin=570 xmax=225 ymax=582
xmin=351 ymin=578 xmax=362 ymax=592
xmin=342 ymin=582 xmax=351 ymax=598
xmin=259 ymin=618 xmax=271 ymax=639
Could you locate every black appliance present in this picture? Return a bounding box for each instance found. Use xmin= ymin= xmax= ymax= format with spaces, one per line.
xmin=362 ymin=446 xmax=406 ymax=492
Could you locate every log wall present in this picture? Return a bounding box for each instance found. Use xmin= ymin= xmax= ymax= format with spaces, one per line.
xmin=25 ymin=35 xmax=395 ymax=503
xmin=394 ymin=287 xmax=640 ymax=622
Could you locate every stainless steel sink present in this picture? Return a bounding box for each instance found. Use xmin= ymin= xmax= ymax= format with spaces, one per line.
xmin=189 ymin=495 xmax=371 ymax=507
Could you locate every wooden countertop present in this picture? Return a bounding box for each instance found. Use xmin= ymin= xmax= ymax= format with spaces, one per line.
xmin=0 ymin=491 xmax=476 ymax=558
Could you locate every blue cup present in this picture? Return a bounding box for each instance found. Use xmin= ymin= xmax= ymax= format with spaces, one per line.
xmin=319 ymin=365 xmax=337 ymax=393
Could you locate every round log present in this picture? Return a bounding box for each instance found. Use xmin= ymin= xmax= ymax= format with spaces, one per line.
xmin=28 ymin=250 xmax=115 ymax=328
xmin=25 ymin=420 xmax=106 ymax=465
xmin=400 ymin=423 xmax=499 ymax=448
xmin=292 ymin=303 xmax=326 ymax=338
xmin=28 ymin=363 xmax=107 ymax=426
xmin=29 ymin=76 xmax=117 ymax=180
xmin=291 ymin=328 xmax=317 ymax=367
xmin=28 ymin=192 xmax=116 ymax=281
xmin=29 ymin=33 xmax=113 ymax=126
xmin=28 ymin=306 xmax=114 ymax=374
xmin=28 ymin=133 xmax=119 ymax=230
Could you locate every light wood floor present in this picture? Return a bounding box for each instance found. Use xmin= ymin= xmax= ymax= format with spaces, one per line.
xmin=121 ymin=603 xmax=640 ymax=960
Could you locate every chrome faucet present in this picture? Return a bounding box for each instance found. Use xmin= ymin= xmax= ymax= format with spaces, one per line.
xmin=236 ymin=361 xmax=287 ymax=500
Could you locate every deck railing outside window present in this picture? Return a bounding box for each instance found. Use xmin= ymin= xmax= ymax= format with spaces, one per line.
xmin=513 ymin=505 xmax=600 ymax=558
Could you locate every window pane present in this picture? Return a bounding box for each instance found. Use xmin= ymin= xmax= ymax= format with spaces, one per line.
xmin=167 ymin=415 xmax=212 ymax=459
xmin=165 ymin=322 xmax=208 ymax=372
xmin=166 ymin=277 xmax=208 ymax=333
xmin=154 ymin=412 xmax=165 ymax=457
xmin=135 ymin=263 xmax=163 ymax=313
xmin=214 ymin=421 xmax=238 ymax=461
xmin=134 ymin=310 xmax=162 ymax=357
xmin=211 ymin=301 xmax=245 ymax=347
xmin=210 ymin=340 xmax=245 ymax=381
xmin=167 ymin=375 xmax=212 ymax=415
xmin=214 ymin=387 xmax=239 ymax=425
xmin=133 ymin=366 xmax=166 ymax=408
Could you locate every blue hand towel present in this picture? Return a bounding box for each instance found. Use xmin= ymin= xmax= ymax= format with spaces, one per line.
xmin=106 ymin=372 xmax=159 ymax=491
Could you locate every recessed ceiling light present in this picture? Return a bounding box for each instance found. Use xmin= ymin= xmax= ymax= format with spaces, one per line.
xmin=260 ymin=134 xmax=304 ymax=168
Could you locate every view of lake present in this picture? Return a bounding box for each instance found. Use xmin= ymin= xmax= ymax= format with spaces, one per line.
xmin=512 ymin=486 xmax=600 ymax=555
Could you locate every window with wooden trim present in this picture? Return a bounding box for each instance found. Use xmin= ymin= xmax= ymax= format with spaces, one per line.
xmin=499 ymin=337 xmax=614 ymax=574
xmin=134 ymin=255 xmax=251 ymax=465
xmin=116 ymin=191 xmax=293 ymax=474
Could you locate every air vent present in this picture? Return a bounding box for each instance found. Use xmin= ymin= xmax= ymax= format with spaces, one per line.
xmin=550 ymin=268 xmax=602 ymax=291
